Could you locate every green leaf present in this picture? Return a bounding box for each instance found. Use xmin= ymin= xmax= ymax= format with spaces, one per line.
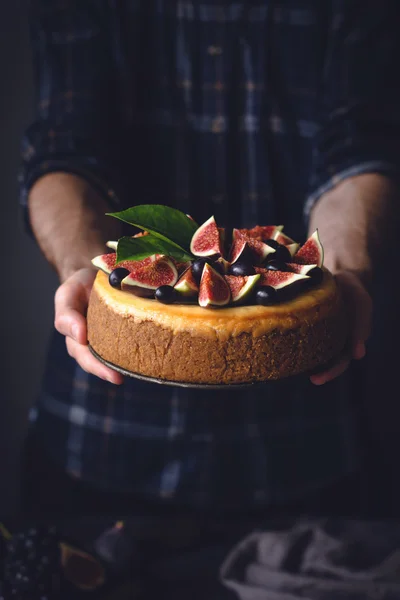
xmin=116 ymin=235 xmax=193 ymax=264
xmin=106 ymin=205 xmax=198 ymax=250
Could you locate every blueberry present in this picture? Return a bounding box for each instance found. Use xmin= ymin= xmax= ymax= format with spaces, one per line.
xmin=238 ymin=245 xmax=256 ymax=265
xmin=109 ymin=268 xmax=130 ymax=289
xmin=265 ymin=239 xmax=281 ymax=250
xmin=307 ymin=266 xmax=323 ymax=284
xmin=191 ymin=259 xmax=208 ymax=284
xmin=265 ymin=260 xmax=292 ymax=272
xmin=272 ymin=245 xmax=292 ymax=263
xmin=228 ymin=261 xmax=256 ymax=276
xmin=255 ymin=286 xmax=277 ymax=305
xmin=211 ymin=260 xmax=225 ymax=276
xmin=155 ymin=285 xmax=178 ymax=304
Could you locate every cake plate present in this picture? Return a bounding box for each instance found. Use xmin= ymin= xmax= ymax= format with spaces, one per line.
xmin=89 ymin=345 xmax=340 ymax=390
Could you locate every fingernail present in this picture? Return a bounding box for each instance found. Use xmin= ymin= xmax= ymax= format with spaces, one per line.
xmin=72 ymin=324 xmax=79 ymax=341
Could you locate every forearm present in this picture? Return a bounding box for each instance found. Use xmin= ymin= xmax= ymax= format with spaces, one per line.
xmin=308 ymin=173 xmax=398 ymax=285
xmin=28 ymin=173 xmax=121 ymax=282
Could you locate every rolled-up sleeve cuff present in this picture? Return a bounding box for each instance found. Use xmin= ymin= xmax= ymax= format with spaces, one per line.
xmin=19 ymin=158 xmax=121 ymax=237
xmin=304 ymin=160 xmax=400 ymax=222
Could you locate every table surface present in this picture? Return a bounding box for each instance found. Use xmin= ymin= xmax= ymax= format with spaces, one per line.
xmin=5 ymin=515 xmax=400 ymax=600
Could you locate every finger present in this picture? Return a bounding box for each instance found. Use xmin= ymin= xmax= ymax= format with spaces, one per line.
xmin=310 ymin=356 xmax=351 ymax=386
xmin=54 ymin=282 xmax=90 ymax=344
xmin=66 ymin=337 xmax=123 ymax=384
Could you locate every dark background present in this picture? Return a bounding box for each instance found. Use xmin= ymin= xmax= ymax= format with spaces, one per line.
xmin=0 ymin=1 xmax=59 ymax=515
xmin=1 ymin=1 xmax=400 ymax=518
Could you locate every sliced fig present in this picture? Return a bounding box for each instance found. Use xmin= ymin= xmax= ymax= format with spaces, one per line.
xmin=225 ymin=274 xmax=260 ymax=303
xmin=272 ymin=230 xmax=295 ymax=245
xmin=286 ymin=243 xmax=300 ymax=257
xmin=293 ymin=230 xmax=324 ymax=267
xmin=91 ymin=253 xmax=155 ymax=274
xmin=61 ymin=542 xmax=105 ymax=591
xmin=229 ymin=237 xmax=249 ymax=263
xmin=198 ymin=263 xmax=231 ymax=307
xmin=238 ymin=225 xmax=283 ymax=241
xmin=174 ymin=266 xmax=199 ymax=297
xmin=255 ymin=267 xmax=310 ymax=290
xmin=215 ymin=256 xmax=230 ymax=274
xmin=121 ymin=257 xmax=178 ymax=297
xmin=190 ymin=216 xmax=224 ymax=257
xmin=230 ymin=230 xmax=275 ymax=264
xmin=172 ymin=259 xmax=191 ymax=275
xmin=106 ymin=240 xmax=118 ymax=251
xmin=287 ymin=263 xmax=319 ymax=275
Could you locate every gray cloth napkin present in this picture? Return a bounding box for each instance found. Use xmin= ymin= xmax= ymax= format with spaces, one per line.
xmin=220 ymin=519 xmax=400 ymax=600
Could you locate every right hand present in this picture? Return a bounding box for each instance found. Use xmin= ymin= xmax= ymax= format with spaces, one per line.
xmin=54 ymin=268 xmax=124 ymax=384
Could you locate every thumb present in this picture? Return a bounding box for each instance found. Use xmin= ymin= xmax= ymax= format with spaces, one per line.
xmin=54 ymin=268 xmax=96 ymax=344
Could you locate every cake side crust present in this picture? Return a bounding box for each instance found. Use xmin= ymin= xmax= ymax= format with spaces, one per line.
xmin=87 ymin=275 xmax=348 ymax=384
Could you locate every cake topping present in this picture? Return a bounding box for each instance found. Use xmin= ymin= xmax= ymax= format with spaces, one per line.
xmin=225 ymin=274 xmax=261 ymax=304
xmin=255 ymin=286 xmax=277 ymax=305
xmin=174 ymin=266 xmax=199 ymax=297
xmin=291 ymin=229 xmax=324 ymax=267
xmin=230 ymin=228 xmax=276 ymax=263
xmin=255 ymin=268 xmax=310 ymax=290
xmin=90 ymin=204 xmax=325 ymax=308
xmin=265 ymin=259 xmax=293 ymax=272
xmin=155 ymin=285 xmax=179 ymax=304
xmin=109 ymin=267 xmax=130 ymax=289
xmin=120 ymin=256 xmax=178 ymax=297
xmin=198 ymin=263 xmax=231 ymax=307
xmin=190 ymin=215 xmax=225 ymax=258
xmin=228 ymin=260 xmax=256 ymax=277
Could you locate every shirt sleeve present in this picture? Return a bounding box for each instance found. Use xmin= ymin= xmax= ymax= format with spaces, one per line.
xmin=19 ymin=0 xmax=123 ymax=233
xmin=305 ymin=0 xmax=400 ymax=218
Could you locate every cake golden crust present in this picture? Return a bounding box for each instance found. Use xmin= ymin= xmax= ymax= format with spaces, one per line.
xmin=87 ymin=270 xmax=348 ymax=385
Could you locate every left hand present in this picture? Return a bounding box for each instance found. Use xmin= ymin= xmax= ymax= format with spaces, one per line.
xmin=310 ymin=270 xmax=372 ymax=385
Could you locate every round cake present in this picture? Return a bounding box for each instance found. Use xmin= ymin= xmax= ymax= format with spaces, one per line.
xmin=87 ymin=205 xmax=348 ymax=385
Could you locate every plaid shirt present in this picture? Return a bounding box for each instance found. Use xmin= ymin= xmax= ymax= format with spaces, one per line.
xmin=20 ymin=0 xmax=400 ymax=509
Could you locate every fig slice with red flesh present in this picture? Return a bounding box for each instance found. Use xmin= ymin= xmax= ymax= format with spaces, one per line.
xmin=174 ymin=266 xmax=199 ymax=297
xmin=230 ymin=230 xmax=276 ymax=264
xmin=238 ymin=225 xmax=283 ymax=241
xmin=107 ymin=230 xmax=150 ymax=251
xmin=172 ymin=259 xmax=191 ymax=276
xmin=190 ymin=216 xmax=224 ymax=258
xmin=271 ymin=231 xmax=299 ymax=256
xmin=198 ymin=263 xmax=231 ymax=307
xmin=272 ymin=230 xmax=295 ymax=245
xmin=293 ymin=230 xmax=324 ymax=267
xmin=225 ymin=274 xmax=261 ymax=303
xmin=255 ymin=267 xmax=310 ymax=289
xmin=286 ymin=263 xmax=319 ymax=275
xmin=121 ymin=257 xmax=178 ymax=297
xmin=91 ymin=253 xmax=156 ymax=274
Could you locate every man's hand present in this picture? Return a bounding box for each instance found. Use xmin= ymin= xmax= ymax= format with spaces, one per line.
xmin=307 ymin=173 xmax=396 ymax=386
xmin=310 ymin=270 xmax=372 ymax=385
xmin=29 ymin=173 xmax=123 ymax=384
xmin=54 ymin=268 xmax=124 ymax=384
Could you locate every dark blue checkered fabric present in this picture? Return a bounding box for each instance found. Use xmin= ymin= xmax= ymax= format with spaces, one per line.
xmin=19 ymin=0 xmax=400 ymax=508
